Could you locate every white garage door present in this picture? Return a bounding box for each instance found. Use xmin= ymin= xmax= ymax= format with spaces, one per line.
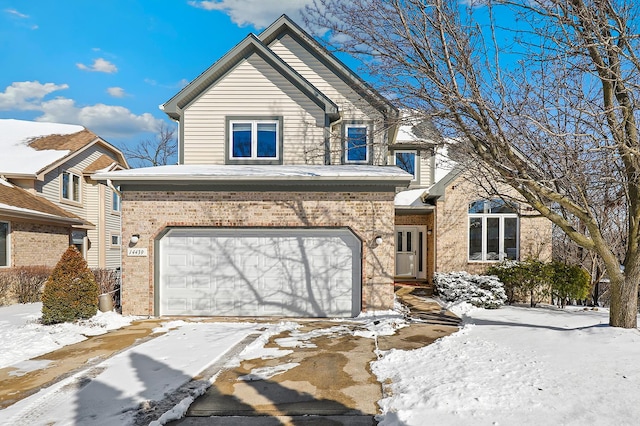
xmin=159 ymin=228 xmax=361 ymax=317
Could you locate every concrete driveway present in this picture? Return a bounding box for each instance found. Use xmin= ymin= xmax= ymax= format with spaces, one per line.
xmin=0 ymin=287 xmax=459 ymax=425
xmin=171 ymin=287 xmax=460 ymax=425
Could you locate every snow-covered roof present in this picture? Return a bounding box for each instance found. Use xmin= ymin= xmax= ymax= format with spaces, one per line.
xmin=394 ymin=188 xmax=430 ymax=208
xmin=93 ymin=164 xmax=413 ymax=183
xmin=0 ymin=119 xmax=84 ymax=175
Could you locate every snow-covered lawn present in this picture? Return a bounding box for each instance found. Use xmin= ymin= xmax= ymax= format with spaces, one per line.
xmin=0 ymin=302 xmax=138 ymax=370
xmin=2 ymin=301 xmax=640 ymax=425
xmin=374 ymin=302 xmax=640 ymax=425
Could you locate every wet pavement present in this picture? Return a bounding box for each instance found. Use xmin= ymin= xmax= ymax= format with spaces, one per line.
xmin=0 ymin=286 xmax=460 ymax=425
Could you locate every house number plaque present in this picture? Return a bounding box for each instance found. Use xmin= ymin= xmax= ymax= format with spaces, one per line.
xmin=127 ymin=248 xmax=148 ymax=257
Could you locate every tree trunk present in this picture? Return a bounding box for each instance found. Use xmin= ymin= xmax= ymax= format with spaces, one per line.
xmin=609 ymin=274 xmax=638 ymax=328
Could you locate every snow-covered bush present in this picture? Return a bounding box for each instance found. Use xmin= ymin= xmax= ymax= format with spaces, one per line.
xmin=434 ymin=271 xmax=507 ymax=309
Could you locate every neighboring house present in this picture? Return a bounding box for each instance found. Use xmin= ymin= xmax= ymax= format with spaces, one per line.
xmin=0 ymin=119 xmax=129 ymax=270
xmin=94 ymin=15 xmax=551 ymax=318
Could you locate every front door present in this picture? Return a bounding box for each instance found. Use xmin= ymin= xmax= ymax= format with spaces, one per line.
xmin=395 ymin=226 xmax=427 ymax=279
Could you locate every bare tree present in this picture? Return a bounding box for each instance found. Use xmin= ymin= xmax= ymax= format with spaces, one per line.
xmin=306 ymin=0 xmax=640 ymax=327
xmin=121 ymin=122 xmax=177 ymax=167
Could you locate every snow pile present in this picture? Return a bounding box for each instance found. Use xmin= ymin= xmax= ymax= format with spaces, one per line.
xmin=434 ymin=271 xmax=506 ymax=309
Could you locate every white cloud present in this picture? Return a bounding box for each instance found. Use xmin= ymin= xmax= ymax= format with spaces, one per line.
xmin=5 ymin=8 xmax=29 ymax=19
xmin=76 ymin=58 xmax=118 ymax=73
xmin=37 ymin=100 xmax=162 ymax=137
xmin=188 ymin=0 xmax=312 ymax=28
xmin=0 ymin=81 xmax=69 ymax=111
xmin=5 ymin=8 xmax=37 ymax=29
xmin=107 ymin=87 xmax=126 ymax=98
xmin=0 ymin=81 xmax=163 ymax=138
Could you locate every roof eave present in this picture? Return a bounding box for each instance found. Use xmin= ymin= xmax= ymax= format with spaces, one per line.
xmin=162 ymin=34 xmax=338 ymax=120
xmin=0 ymin=207 xmax=88 ymax=227
xmin=258 ymin=14 xmax=397 ymax=117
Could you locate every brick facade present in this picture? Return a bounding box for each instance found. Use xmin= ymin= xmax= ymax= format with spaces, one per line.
xmin=120 ymin=191 xmax=396 ymax=316
xmin=435 ymin=173 xmax=552 ymax=275
xmin=8 ymin=220 xmax=71 ymax=267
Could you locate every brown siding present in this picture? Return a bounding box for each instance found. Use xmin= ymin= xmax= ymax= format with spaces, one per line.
xmin=120 ymin=191 xmax=396 ymax=316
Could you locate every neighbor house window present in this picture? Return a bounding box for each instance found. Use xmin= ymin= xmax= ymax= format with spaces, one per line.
xmin=394 ymin=150 xmax=418 ymax=180
xmin=229 ymin=120 xmax=279 ymax=160
xmin=468 ymin=199 xmax=519 ymax=261
xmin=345 ymin=124 xmax=369 ymax=163
xmin=112 ymin=187 xmax=121 ymax=212
xmin=62 ymin=171 xmax=81 ymax=202
xmin=0 ymin=221 xmax=9 ymax=267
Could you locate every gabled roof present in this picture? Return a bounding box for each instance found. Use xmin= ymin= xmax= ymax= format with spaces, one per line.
xmin=83 ymin=154 xmax=123 ymax=175
xmin=161 ymin=33 xmax=339 ymax=121
xmin=258 ymin=15 xmax=398 ymax=118
xmin=0 ymin=178 xmax=91 ymax=227
xmin=0 ymin=119 xmax=129 ymax=178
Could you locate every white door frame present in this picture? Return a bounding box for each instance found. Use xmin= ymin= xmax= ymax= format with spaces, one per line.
xmin=395 ymin=225 xmax=427 ymax=279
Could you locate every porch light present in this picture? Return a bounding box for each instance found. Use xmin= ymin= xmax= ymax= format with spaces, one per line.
xmin=130 ymin=234 xmax=140 ymax=245
xmin=374 ymin=236 xmax=383 ymax=246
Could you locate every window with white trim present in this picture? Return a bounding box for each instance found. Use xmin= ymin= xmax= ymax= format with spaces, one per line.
xmin=0 ymin=221 xmax=9 ymax=267
xmin=468 ymin=199 xmax=519 ymax=261
xmin=394 ymin=150 xmax=418 ymax=180
xmin=229 ymin=120 xmax=279 ymax=160
xmin=111 ymin=234 xmax=121 ymax=247
xmin=62 ymin=171 xmax=81 ymax=202
xmin=345 ymin=124 xmax=369 ymax=163
xmin=112 ymin=187 xmax=121 ymax=212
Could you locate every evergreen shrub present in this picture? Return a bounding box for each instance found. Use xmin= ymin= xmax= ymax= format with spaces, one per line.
xmin=549 ymin=261 xmax=591 ymax=308
xmin=41 ymin=246 xmax=99 ymax=325
xmin=434 ymin=271 xmax=507 ymax=309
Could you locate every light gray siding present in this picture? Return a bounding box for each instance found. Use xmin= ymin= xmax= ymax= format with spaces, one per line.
xmin=268 ymin=35 xmax=388 ymax=165
xmin=182 ymin=53 xmax=327 ymax=165
xmin=39 ymin=145 xmax=123 ymax=269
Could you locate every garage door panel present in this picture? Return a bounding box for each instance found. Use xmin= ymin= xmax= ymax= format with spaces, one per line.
xmin=167 ymin=276 xmax=187 ymax=289
xmin=160 ymin=228 xmax=361 ymax=317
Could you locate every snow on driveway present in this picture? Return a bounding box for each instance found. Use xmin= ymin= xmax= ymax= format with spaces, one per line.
xmin=0 ymin=318 xmax=282 ymax=425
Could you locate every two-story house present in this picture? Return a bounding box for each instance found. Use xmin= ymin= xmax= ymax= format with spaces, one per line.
xmin=95 ymin=15 xmax=551 ymax=318
xmin=0 ymin=119 xmax=128 ymax=271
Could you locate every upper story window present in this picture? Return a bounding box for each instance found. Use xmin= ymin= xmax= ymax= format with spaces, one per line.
xmin=394 ymin=150 xmax=418 ymax=181
xmin=345 ymin=124 xmax=369 ymax=164
xmin=468 ymin=199 xmax=519 ymax=262
xmin=0 ymin=221 xmax=9 ymax=267
xmin=62 ymin=171 xmax=81 ymax=202
xmin=227 ymin=118 xmax=281 ymax=163
xmin=112 ymin=187 xmax=121 ymax=213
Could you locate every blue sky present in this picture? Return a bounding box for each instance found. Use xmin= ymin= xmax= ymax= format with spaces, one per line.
xmin=0 ymin=0 xmax=319 ymax=152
